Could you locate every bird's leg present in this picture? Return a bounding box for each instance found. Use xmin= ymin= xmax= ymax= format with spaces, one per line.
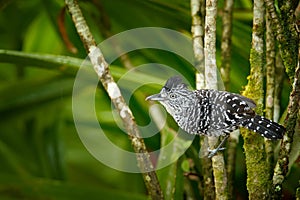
xmin=207 ymin=134 xmax=229 ymax=158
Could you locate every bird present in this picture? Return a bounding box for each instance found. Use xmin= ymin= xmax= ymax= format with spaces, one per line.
xmin=146 ymin=76 xmax=285 ymax=157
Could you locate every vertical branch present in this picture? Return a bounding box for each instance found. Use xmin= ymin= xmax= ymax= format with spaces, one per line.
xmin=191 ymin=0 xmax=215 ymax=199
xmin=191 ymin=0 xmax=206 ymax=89
xmin=204 ymin=0 xmax=218 ymax=90
xmin=220 ymin=0 xmax=236 ymax=198
xmin=278 ymin=0 xmax=299 ymax=80
xmin=265 ymin=12 xmax=276 ymax=123
xmin=273 ymin=46 xmax=300 ymax=198
xmin=274 ymin=53 xmax=285 ymax=122
xmin=241 ymin=0 xmax=272 ymax=198
xmin=265 ymin=10 xmax=276 ymax=174
xmin=269 ymin=1 xmax=300 ymax=196
xmin=64 ymin=1 xmax=163 ymax=199
xmin=264 ymin=0 xmax=299 ymax=82
xmin=220 ymin=0 xmax=234 ymax=90
xmin=205 ymin=0 xmax=228 ymax=199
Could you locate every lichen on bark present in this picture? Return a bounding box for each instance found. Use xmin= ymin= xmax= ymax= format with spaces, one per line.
xmin=241 ymin=0 xmax=273 ymax=197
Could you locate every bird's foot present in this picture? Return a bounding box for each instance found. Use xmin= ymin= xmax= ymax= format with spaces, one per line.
xmin=207 ymin=135 xmax=229 ymax=158
xmin=207 ymin=147 xmax=226 ymax=158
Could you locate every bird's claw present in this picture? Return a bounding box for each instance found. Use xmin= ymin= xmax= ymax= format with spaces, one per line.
xmin=207 ymin=147 xmax=226 ymax=158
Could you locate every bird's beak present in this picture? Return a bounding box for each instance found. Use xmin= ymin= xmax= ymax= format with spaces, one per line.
xmin=145 ymin=93 xmax=164 ymax=101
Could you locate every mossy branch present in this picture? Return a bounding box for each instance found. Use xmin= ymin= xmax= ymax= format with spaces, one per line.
xmin=264 ymin=0 xmax=299 ymax=82
xmin=273 ymin=48 xmax=300 ymax=198
xmin=242 ymin=50 xmax=272 ymax=199
xmin=65 ymin=0 xmax=163 ymax=199
xmin=271 ymin=3 xmax=300 ymax=197
xmin=241 ymin=0 xmax=272 ymax=198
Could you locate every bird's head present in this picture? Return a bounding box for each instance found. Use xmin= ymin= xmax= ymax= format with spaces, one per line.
xmin=146 ymin=76 xmax=193 ymax=116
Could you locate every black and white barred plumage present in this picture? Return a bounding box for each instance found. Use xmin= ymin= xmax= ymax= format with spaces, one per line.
xmin=146 ymin=76 xmax=285 ymax=140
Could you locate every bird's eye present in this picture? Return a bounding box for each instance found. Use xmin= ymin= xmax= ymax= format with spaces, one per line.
xmin=169 ymin=93 xmax=176 ymax=99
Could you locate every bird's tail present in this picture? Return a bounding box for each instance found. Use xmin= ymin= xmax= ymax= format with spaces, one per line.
xmin=242 ymin=115 xmax=285 ymax=139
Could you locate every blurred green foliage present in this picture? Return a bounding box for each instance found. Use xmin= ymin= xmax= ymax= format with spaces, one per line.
xmin=0 ymin=0 xmax=296 ymax=199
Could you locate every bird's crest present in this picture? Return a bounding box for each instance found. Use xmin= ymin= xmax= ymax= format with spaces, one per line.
xmin=163 ymin=76 xmax=187 ymax=91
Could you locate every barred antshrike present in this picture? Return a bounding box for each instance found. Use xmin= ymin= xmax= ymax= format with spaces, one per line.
xmin=146 ymin=76 xmax=285 ymax=157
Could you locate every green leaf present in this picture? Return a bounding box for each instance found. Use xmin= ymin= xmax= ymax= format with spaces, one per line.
xmin=0 ymin=49 xmax=82 ymax=75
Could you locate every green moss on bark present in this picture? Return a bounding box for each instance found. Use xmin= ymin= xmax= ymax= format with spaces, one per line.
xmin=241 ymin=48 xmax=272 ymax=199
xmin=264 ymin=0 xmax=299 ymax=82
xmin=243 ymin=49 xmax=264 ymax=114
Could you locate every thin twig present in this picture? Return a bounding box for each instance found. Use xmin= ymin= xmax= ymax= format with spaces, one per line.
xmin=57 ymin=6 xmax=78 ymax=54
xmin=265 ymin=10 xmax=276 ymax=176
xmin=65 ymin=1 xmax=163 ymax=199
xmin=274 ymin=53 xmax=285 ymax=122
xmin=265 ymin=12 xmax=276 ymax=122
xmin=220 ymin=0 xmax=234 ymax=91
xmin=220 ymin=0 xmax=236 ymax=198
